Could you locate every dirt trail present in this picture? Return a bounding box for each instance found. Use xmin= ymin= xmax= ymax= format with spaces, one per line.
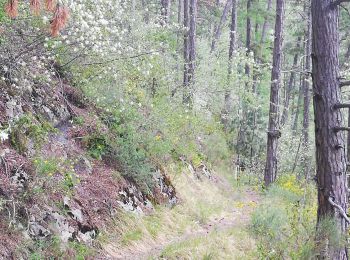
xmin=103 ymin=187 xmax=260 ymax=260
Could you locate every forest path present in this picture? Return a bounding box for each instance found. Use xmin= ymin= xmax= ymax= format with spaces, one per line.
xmin=103 ymin=185 xmax=260 ymax=260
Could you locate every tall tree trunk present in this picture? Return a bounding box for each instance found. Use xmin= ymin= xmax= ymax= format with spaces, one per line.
xmin=312 ymin=0 xmax=348 ymax=258
xmin=281 ymin=36 xmax=302 ymax=126
xmin=347 ymin=109 xmax=350 ymax=191
xmin=161 ymin=0 xmax=171 ymax=24
xmin=176 ymin=0 xmax=183 ymax=70
xmin=261 ymin=0 xmax=272 ymax=44
xmin=142 ymin=0 xmax=150 ymax=23
xmin=302 ymin=2 xmax=311 ymax=179
xmin=264 ymin=0 xmax=285 ymax=187
xmin=183 ymin=0 xmax=196 ymax=106
xmin=293 ymin=81 xmax=303 ymax=134
xmin=346 ymin=43 xmax=350 ymax=60
xmin=221 ymin=0 xmax=237 ymax=130
xmin=211 ymin=0 xmax=232 ymax=53
xmin=228 ymin=0 xmax=237 ymax=61
xmin=245 ymin=0 xmax=252 ymax=76
xmin=183 ymin=0 xmax=189 ymax=91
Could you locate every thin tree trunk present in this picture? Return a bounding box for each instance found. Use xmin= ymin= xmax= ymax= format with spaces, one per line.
xmin=245 ymin=0 xmax=252 ymax=76
xmin=302 ymin=2 xmax=311 ymax=179
xmin=346 ymin=43 xmax=350 ymax=60
xmin=261 ymin=0 xmax=272 ymax=44
xmin=176 ymin=0 xmax=183 ymax=70
xmin=142 ymin=0 xmax=150 ymax=23
xmin=293 ymin=81 xmax=303 ymax=134
xmin=211 ymin=0 xmax=232 ymax=53
xmin=183 ymin=0 xmax=196 ymax=106
xmin=161 ymin=0 xmax=171 ymax=24
xmin=311 ymin=0 xmax=348 ymax=258
xmin=281 ymin=36 xmax=302 ymax=126
xmin=228 ymin=0 xmax=237 ymax=62
xmin=221 ymin=0 xmax=237 ymax=130
xmin=347 ymin=109 xmax=350 ymax=193
xmin=183 ymin=0 xmax=189 ymax=90
xmin=264 ymin=0 xmax=285 ymax=187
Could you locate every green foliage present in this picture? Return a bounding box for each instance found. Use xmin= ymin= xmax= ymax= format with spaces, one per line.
xmin=121 ymin=228 xmax=143 ymax=245
xmin=61 ymin=171 xmax=80 ymax=194
xmin=315 ymin=216 xmax=346 ymax=254
xmin=10 ymin=114 xmax=56 ymax=153
xmin=0 ymin=0 xmax=5 ymax=23
xmin=251 ymin=175 xmax=317 ymax=259
xmin=33 ymin=158 xmax=59 ymax=176
xmin=32 ymin=157 xmax=80 ymax=196
xmin=26 ymin=235 xmax=94 ymax=259
xmin=68 ymin=241 xmax=94 ymax=260
xmin=144 ymin=214 xmax=162 ymax=238
xmin=73 ymin=116 xmax=85 ymax=126
xmin=82 ymin=113 xmax=154 ymax=190
xmin=86 ymin=134 xmax=108 ymax=160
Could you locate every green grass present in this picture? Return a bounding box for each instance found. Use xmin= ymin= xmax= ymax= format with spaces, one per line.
xmin=159 ymin=227 xmax=256 ymax=259
xmin=103 ymin=166 xmax=258 ymax=259
xmin=121 ymin=228 xmax=144 ymax=245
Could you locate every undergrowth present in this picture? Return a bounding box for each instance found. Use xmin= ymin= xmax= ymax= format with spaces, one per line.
xmin=250 ymin=174 xmax=323 ymax=259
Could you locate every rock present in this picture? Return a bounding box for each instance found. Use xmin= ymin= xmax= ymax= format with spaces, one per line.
xmin=77 ymin=229 xmax=97 ymax=243
xmin=153 ymin=169 xmax=177 ymax=207
xmin=196 ymin=163 xmax=212 ymax=179
xmin=63 ymin=196 xmax=83 ymax=222
xmin=5 ymin=98 xmax=23 ymax=119
xmin=74 ymin=156 xmax=93 ymax=175
xmin=41 ymin=105 xmax=56 ymax=124
xmin=62 ymin=196 xmax=98 ymax=242
xmin=144 ymin=200 xmax=154 ymax=212
xmin=47 ymin=212 xmax=75 ymax=243
xmin=70 ymin=208 xmax=83 ymax=222
xmin=10 ymin=168 xmax=29 ymax=192
xmin=117 ymin=186 xmax=144 ymax=215
xmin=28 ymin=222 xmax=51 ymax=239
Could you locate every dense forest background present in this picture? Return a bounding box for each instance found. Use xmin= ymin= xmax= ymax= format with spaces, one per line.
xmin=1 ymin=0 xmax=350 ymax=258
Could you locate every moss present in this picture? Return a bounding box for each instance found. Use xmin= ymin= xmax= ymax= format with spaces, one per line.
xmin=10 ymin=114 xmax=56 ymax=153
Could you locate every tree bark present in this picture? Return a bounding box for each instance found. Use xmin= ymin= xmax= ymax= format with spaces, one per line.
xmin=264 ymin=0 xmax=285 ymax=187
xmin=211 ymin=0 xmax=232 ymax=53
xmin=161 ymin=0 xmax=171 ymax=24
xmin=261 ymin=0 xmax=272 ymax=44
xmin=281 ymin=36 xmax=302 ymax=126
xmin=183 ymin=0 xmax=196 ymax=106
xmin=245 ymin=0 xmax=252 ymax=76
xmin=221 ymin=0 xmax=237 ymax=130
xmin=302 ymin=2 xmax=312 ymax=179
xmin=311 ymin=0 xmax=348 ymax=258
xmin=347 ymin=109 xmax=350 ymax=191
xmin=228 ymin=0 xmax=237 ymax=63
xmin=293 ymin=81 xmax=303 ymax=134
xmin=183 ymin=0 xmax=189 ymax=91
xmin=142 ymin=0 xmax=150 ymax=23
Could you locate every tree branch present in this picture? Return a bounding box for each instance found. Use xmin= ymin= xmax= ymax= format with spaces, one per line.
xmin=333 ymin=103 xmax=350 ymax=109
xmin=328 ymin=197 xmax=350 ymax=223
xmin=332 ymin=0 xmax=350 ymax=7
xmin=340 ymin=80 xmax=350 ymax=87
xmin=333 ymin=127 xmax=350 ymax=132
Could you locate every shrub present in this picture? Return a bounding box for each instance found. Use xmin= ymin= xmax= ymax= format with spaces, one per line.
xmin=10 ymin=114 xmax=56 ymax=153
xmin=251 ymin=175 xmax=317 ymax=259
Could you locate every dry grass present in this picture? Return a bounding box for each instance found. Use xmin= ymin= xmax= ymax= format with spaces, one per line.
xmin=101 ymin=163 xmax=259 ymax=259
